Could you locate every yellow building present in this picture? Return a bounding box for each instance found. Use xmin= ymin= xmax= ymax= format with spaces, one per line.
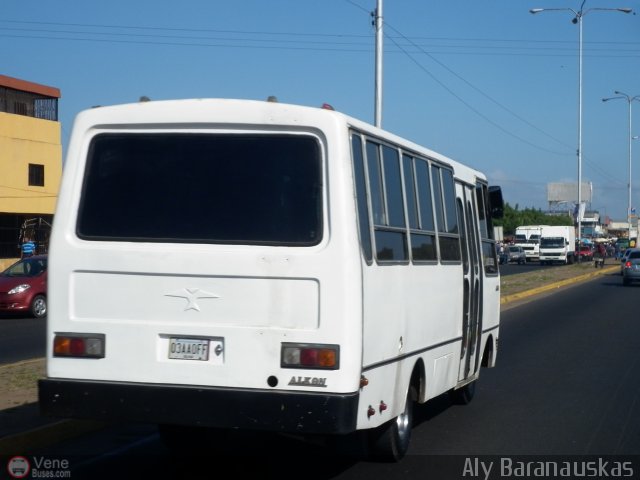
xmin=0 ymin=74 xmax=61 ymax=263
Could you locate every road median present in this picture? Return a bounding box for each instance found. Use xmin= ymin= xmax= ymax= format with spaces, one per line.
xmin=500 ymin=262 xmax=618 ymax=305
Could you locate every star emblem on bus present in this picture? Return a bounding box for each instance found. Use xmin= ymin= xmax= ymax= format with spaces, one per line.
xmin=164 ymin=288 xmax=219 ymax=311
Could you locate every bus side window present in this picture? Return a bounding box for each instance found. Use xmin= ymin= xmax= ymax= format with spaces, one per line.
xmin=433 ymin=166 xmax=461 ymax=262
xmin=381 ymin=145 xmax=405 ymax=230
xmin=365 ymin=140 xmax=408 ymax=263
xmin=476 ymin=183 xmax=498 ymax=275
xmin=351 ymin=134 xmax=373 ymax=262
xmin=409 ymin=157 xmax=437 ymax=262
xmin=365 ymin=141 xmax=385 ymax=226
xmin=431 ymin=165 xmax=445 ymax=233
xmin=476 ymin=184 xmax=489 ymax=239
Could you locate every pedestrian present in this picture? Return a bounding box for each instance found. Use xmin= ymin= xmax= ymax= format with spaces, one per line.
xmin=596 ymin=242 xmax=606 ymax=268
xmin=21 ymin=236 xmax=36 ymax=258
xmin=606 ymin=243 xmax=614 ymax=258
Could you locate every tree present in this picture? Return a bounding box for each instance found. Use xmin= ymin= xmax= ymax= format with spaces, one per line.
xmin=493 ymin=203 xmax=572 ymax=235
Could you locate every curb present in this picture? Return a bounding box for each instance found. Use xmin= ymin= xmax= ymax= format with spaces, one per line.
xmin=501 ymin=264 xmax=618 ymax=305
xmin=0 ymin=264 xmax=621 ymax=453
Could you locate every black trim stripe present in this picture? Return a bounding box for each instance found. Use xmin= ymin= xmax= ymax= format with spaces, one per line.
xmin=362 ymin=336 xmax=463 ymax=372
xmin=482 ymin=324 xmax=499 ymax=335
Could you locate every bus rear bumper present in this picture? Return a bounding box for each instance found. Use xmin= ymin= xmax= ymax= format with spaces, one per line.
xmin=38 ymin=378 xmax=359 ymax=435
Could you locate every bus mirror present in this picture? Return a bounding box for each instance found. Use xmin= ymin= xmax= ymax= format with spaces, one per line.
xmin=488 ymin=186 xmax=504 ymax=219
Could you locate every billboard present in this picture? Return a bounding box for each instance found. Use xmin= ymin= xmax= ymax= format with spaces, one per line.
xmin=547 ymin=182 xmax=592 ymax=204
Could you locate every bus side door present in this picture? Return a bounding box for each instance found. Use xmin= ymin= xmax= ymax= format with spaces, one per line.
xmin=456 ymin=183 xmax=482 ymax=382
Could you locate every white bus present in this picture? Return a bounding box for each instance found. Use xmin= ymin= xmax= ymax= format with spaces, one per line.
xmin=39 ymin=98 xmax=503 ymax=461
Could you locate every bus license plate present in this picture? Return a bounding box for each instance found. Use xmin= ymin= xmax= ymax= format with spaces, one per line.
xmin=169 ymin=338 xmax=210 ymax=361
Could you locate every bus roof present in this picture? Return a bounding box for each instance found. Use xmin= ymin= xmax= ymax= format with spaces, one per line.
xmin=73 ymin=98 xmax=487 ymax=185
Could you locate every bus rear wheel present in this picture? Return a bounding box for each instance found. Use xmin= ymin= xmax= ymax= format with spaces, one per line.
xmin=368 ymin=385 xmax=416 ymax=462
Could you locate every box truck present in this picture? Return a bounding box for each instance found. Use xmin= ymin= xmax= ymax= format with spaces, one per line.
xmin=539 ymin=225 xmax=576 ymax=265
xmin=514 ymin=225 xmax=548 ymax=262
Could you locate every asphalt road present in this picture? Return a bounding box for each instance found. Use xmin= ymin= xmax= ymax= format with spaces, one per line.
xmin=27 ymin=270 xmax=639 ymax=479
xmin=0 ymin=315 xmax=46 ymax=365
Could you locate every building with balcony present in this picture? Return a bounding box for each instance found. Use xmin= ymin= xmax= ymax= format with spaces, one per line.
xmin=0 ymin=74 xmax=61 ymax=265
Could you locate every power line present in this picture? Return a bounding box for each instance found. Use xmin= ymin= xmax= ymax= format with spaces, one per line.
xmin=345 ymin=1 xmax=629 ymax=188
xmin=384 ymin=23 xmax=575 ymax=153
xmin=1 ymin=19 xmax=638 ymax=56
xmin=380 ymin=27 xmax=573 ymax=156
xmin=0 ymin=33 xmax=367 ymax=53
xmin=1 ymin=14 xmax=630 ymax=188
xmin=0 ymin=195 xmax=58 ymax=199
xmin=0 ymin=183 xmax=58 ymax=195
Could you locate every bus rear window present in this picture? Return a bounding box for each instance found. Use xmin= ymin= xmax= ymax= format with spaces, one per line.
xmin=77 ymin=133 xmax=322 ymax=245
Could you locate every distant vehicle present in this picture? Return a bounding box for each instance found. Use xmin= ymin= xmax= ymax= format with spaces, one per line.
xmin=620 ymin=248 xmax=637 ymax=275
xmin=0 ymin=255 xmax=47 ymax=318
xmin=622 ymin=249 xmax=640 ymax=286
xmin=577 ymin=245 xmax=593 ymax=261
xmin=502 ymin=246 xmax=526 ymax=264
xmin=514 ymin=225 xmax=549 ymax=262
xmin=616 ymin=239 xmax=630 ymax=257
xmin=539 ymin=225 xmax=576 ymax=265
xmin=593 ymin=242 xmax=608 ymax=268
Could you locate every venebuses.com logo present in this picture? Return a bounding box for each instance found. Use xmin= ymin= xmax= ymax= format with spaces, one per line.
xmin=5 ymin=455 xmax=71 ymax=479
xmin=6 ymin=456 xmax=30 ymax=479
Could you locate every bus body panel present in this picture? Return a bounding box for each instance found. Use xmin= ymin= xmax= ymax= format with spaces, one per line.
xmin=45 ymin=100 xmax=365 ymax=397
xmin=40 ymin=98 xmax=500 ymax=438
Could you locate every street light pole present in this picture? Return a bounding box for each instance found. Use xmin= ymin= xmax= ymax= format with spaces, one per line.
xmin=602 ymin=92 xmax=640 ymax=243
xmin=530 ymin=3 xmax=633 ymax=259
xmin=578 ymin=11 xmax=583 ymax=253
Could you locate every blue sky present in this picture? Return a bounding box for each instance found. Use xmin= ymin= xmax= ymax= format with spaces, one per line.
xmin=2 ymin=0 xmax=639 ymax=220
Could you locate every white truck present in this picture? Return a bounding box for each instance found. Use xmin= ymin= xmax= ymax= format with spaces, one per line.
xmin=539 ymin=225 xmax=576 ymax=265
xmin=514 ymin=225 xmax=548 ymax=262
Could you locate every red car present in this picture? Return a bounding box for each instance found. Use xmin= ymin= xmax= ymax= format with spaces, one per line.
xmin=0 ymin=254 xmax=47 ymax=318
xmin=577 ymin=246 xmax=593 ymax=261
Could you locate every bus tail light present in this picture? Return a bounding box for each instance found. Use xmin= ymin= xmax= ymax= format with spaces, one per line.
xmin=54 ymin=333 xmax=105 ymax=358
xmin=281 ymin=343 xmax=339 ymax=370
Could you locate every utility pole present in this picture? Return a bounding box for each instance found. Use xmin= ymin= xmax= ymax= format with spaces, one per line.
xmin=374 ymin=0 xmax=383 ymax=128
xmin=530 ymin=4 xmax=632 ymax=260
xmin=602 ymin=91 xmax=640 ymax=243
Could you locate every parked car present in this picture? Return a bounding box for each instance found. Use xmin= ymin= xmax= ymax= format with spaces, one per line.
xmin=0 ymin=254 xmax=47 ymax=318
xmin=503 ymin=245 xmax=526 ymax=265
xmin=622 ymin=249 xmax=640 ymax=286
xmin=577 ymin=245 xmax=593 ymax=261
